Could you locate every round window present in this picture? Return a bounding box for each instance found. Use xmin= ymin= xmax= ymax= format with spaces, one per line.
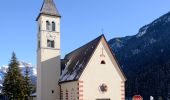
xmin=99 ymin=83 xmax=108 ymax=93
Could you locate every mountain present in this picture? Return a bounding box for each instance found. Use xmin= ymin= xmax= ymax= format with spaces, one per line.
xmin=108 ymin=12 xmax=170 ymax=99
xmin=0 ymin=61 xmax=37 ymax=93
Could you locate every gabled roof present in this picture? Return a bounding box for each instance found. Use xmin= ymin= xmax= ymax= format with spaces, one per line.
xmin=59 ymin=35 xmax=103 ymax=83
xmin=36 ymin=0 xmax=60 ymax=20
xmin=59 ymin=34 xmax=127 ymax=83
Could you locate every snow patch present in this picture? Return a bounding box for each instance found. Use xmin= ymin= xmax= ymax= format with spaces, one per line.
xmin=0 ymin=65 xmax=8 ymax=73
xmin=60 ymin=57 xmax=86 ymax=82
xmin=32 ymin=66 xmax=37 ymax=76
xmin=0 ymin=61 xmax=37 ymax=92
xmin=136 ymin=26 xmax=149 ymax=38
xmin=60 ymin=59 xmax=72 ymax=81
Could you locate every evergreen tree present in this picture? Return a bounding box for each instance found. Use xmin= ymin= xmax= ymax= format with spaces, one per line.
xmin=2 ymin=52 xmax=25 ymax=100
xmin=23 ymin=63 xmax=32 ymax=100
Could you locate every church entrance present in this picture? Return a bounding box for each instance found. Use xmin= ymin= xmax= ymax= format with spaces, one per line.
xmin=96 ymin=99 xmax=110 ymax=100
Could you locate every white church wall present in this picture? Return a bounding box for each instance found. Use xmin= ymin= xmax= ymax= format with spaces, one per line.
xmin=79 ymin=38 xmax=125 ymax=100
xmin=60 ymin=81 xmax=78 ymax=100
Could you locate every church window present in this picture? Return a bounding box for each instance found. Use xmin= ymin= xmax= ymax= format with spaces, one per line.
xmin=38 ymin=24 xmax=41 ymax=32
xmin=52 ymin=21 xmax=56 ymax=31
xmin=39 ymin=23 xmax=41 ymax=30
xmin=46 ymin=21 xmax=50 ymax=30
xmin=52 ymin=90 xmax=54 ymax=94
xmin=47 ymin=39 xmax=54 ymax=48
xmin=101 ymin=60 xmax=106 ymax=64
xmin=38 ymin=40 xmax=40 ymax=49
xmin=99 ymin=83 xmax=108 ymax=93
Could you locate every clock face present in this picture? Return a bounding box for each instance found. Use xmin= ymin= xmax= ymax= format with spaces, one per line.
xmin=46 ymin=33 xmax=56 ymax=40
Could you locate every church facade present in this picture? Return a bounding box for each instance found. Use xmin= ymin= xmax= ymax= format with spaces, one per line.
xmin=36 ymin=0 xmax=126 ymax=100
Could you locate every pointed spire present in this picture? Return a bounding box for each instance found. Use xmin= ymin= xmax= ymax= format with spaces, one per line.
xmin=37 ymin=0 xmax=60 ymax=20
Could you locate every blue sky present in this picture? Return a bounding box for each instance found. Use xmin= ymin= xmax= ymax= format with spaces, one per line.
xmin=0 ymin=0 xmax=170 ymax=66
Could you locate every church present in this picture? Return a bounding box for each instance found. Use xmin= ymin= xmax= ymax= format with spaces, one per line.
xmin=36 ymin=0 xmax=127 ymax=100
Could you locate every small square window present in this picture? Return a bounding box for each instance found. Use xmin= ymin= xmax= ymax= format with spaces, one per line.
xmin=47 ymin=40 xmax=54 ymax=48
xmin=52 ymin=90 xmax=54 ymax=94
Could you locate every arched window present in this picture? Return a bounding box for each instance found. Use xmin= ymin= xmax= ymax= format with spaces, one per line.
xmin=52 ymin=21 xmax=56 ymax=31
xmin=46 ymin=21 xmax=50 ymax=30
xmin=101 ymin=60 xmax=106 ymax=64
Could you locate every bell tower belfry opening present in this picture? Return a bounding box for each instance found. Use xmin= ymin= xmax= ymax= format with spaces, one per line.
xmin=36 ymin=0 xmax=61 ymax=100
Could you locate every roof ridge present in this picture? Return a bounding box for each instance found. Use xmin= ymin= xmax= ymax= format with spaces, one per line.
xmin=65 ymin=34 xmax=104 ymax=58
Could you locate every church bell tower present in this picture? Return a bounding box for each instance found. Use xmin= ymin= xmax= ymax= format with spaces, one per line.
xmin=36 ymin=0 xmax=61 ymax=99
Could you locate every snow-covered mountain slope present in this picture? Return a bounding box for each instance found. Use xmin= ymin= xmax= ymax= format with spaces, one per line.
xmin=0 ymin=61 xmax=37 ymax=86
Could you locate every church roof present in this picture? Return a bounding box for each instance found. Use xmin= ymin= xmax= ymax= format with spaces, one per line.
xmin=36 ymin=0 xmax=60 ymax=20
xmin=59 ymin=35 xmax=103 ymax=83
xmin=59 ymin=34 xmax=127 ymax=83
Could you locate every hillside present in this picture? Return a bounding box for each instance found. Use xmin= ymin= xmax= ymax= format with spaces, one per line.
xmin=108 ymin=12 xmax=170 ymax=99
